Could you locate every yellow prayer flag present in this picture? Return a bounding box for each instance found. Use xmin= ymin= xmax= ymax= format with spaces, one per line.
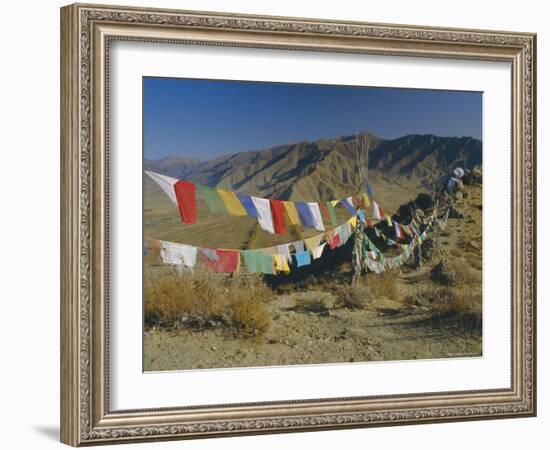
xmin=348 ymin=216 xmax=357 ymax=228
xmin=283 ymin=201 xmax=300 ymax=225
xmin=361 ymin=192 xmax=370 ymax=208
xmin=385 ymin=215 xmax=392 ymax=226
xmin=330 ymin=200 xmax=339 ymax=207
xmin=273 ymin=254 xmax=290 ymax=273
xmin=217 ymin=189 xmax=248 ymax=216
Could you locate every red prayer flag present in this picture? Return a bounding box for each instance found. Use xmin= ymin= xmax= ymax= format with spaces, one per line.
xmin=201 ymin=249 xmax=240 ymax=273
xmin=379 ymin=206 xmax=386 ymax=217
xmin=270 ymin=199 xmax=286 ymax=235
xmin=318 ymin=202 xmax=331 ymax=223
xmin=173 ymin=180 xmax=197 ymax=223
xmin=329 ymin=234 xmax=342 ymax=250
xmin=352 ymin=194 xmax=363 ymax=209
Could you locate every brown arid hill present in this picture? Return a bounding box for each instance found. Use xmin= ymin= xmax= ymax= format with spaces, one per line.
xmin=145 ymin=132 xmax=481 ymax=212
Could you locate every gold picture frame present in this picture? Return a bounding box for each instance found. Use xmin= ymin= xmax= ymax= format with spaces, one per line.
xmin=60 ymin=3 xmax=536 ymax=446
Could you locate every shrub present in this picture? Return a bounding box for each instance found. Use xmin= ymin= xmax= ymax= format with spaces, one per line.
xmin=366 ymin=271 xmax=398 ymax=300
xmin=144 ymin=270 xmax=273 ymax=339
xmin=333 ymin=284 xmax=371 ymax=309
xmin=293 ymin=291 xmax=335 ymax=314
xmin=429 ymin=288 xmax=482 ymax=332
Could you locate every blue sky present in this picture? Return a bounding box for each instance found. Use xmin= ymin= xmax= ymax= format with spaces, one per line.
xmin=143 ymin=77 xmax=482 ymax=161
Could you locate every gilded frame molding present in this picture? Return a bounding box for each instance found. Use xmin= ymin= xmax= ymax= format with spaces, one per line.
xmin=60 ymin=3 xmax=536 ymax=446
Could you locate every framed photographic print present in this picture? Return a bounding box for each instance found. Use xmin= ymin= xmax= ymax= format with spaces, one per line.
xmin=60 ymin=3 xmax=536 ymax=446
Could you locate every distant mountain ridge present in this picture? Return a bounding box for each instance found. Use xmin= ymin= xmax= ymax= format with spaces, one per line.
xmin=145 ymin=132 xmax=481 ymax=211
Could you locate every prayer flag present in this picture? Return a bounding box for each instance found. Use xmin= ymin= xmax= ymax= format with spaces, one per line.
xmin=325 ymin=201 xmax=338 ymax=225
xmin=311 ymin=242 xmax=327 ymax=259
xmin=319 ymin=202 xmax=332 ymax=224
xmin=173 ymin=180 xmax=197 ymax=223
xmin=393 ymin=220 xmax=404 ymax=239
xmin=283 ymin=201 xmax=300 ymax=225
xmin=218 ymin=189 xmax=248 ymax=216
xmin=197 ymin=185 xmax=228 ymax=214
xmin=366 ymin=182 xmax=374 ymax=198
xmin=385 ymin=215 xmax=392 ymax=226
xmin=304 ymin=234 xmax=323 ymax=253
xmin=270 ymin=199 xmax=286 ymax=235
xmin=352 ymin=194 xmax=363 ymax=209
xmin=307 ymin=202 xmax=325 ymax=231
xmin=243 ymin=250 xmax=274 ymax=274
xmin=273 ymin=254 xmax=290 ymax=274
xmin=295 ymin=251 xmax=311 ymax=267
xmin=348 ymin=215 xmax=358 ymax=228
xmin=145 ymin=171 xmax=178 ymax=204
xmin=295 ymin=202 xmax=315 ymax=228
xmin=357 ymin=210 xmax=366 ymax=223
xmin=292 ymin=240 xmax=305 ymax=253
xmin=329 ymin=233 xmax=342 ymax=250
xmin=251 ymin=196 xmax=275 ymax=234
xmin=342 ymin=196 xmax=356 ymax=215
xmin=276 ymin=244 xmax=292 ymax=262
xmin=201 ymin=249 xmax=240 ymax=273
xmin=372 ymin=201 xmax=381 ymax=220
xmin=160 ymin=241 xmax=197 ymax=267
xmin=237 ymin=193 xmax=259 ymax=217
xmin=361 ymin=191 xmax=371 ymax=208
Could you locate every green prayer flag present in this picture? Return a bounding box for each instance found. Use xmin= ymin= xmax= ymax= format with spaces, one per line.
xmin=197 ymin=185 xmax=228 ymax=214
xmin=258 ymin=252 xmax=275 ymax=274
xmin=243 ymin=250 xmax=261 ymax=273
xmin=325 ymin=201 xmax=338 ymax=226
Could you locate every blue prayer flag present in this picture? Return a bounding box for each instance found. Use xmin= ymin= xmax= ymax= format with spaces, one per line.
xmin=366 ymin=182 xmax=374 ymax=198
xmin=295 ymin=251 xmax=311 ymax=267
xmin=295 ymin=202 xmax=316 ymax=228
xmin=237 ymin=193 xmax=259 ymax=218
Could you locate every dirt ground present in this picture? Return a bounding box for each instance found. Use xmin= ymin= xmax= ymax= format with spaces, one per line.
xmin=144 ymin=184 xmax=483 ymax=371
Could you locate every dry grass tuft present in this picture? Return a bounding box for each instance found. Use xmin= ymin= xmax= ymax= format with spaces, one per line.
xmin=333 ymin=284 xmax=372 ymax=309
xmin=365 ymin=271 xmax=398 ymax=300
xmin=417 ymin=286 xmax=482 ymax=332
xmin=144 ymin=270 xmax=273 ymax=339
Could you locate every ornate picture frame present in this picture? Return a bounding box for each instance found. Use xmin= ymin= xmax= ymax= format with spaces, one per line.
xmin=60 ymin=3 xmax=536 ymax=446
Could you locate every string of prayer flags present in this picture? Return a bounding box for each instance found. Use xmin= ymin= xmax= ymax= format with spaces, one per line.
xmin=251 ymin=197 xmax=275 ymax=234
xmin=270 ymin=199 xmax=286 ymax=235
xmin=197 ymin=185 xmax=228 ymax=214
xmin=236 ymin=193 xmax=259 ymax=217
xmin=201 ymin=249 xmax=241 ymax=273
xmin=295 ymin=251 xmax=311 ymax=267
xmin=218 ymin=189 xmax=248 ymax=216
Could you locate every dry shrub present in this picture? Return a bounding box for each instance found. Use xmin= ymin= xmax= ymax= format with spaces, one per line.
xmin=429 ymin=288 xmax=482 ymax=332
xmin=144 ymin=270 xmax=273 ymax=339
xmin=333 ymin=284 xmax=371 ymax=309
xmin=452 ymin=260 xmax=479 ymax=286
xmin=366 ymin=271 xmax=398 ymax=300
xmin=293 ymin=291 xmax=335 ymax=314
xmin=226 ymin=277 xmax=272 ymax=338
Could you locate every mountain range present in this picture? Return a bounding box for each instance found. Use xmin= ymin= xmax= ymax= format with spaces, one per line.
xmin=144 ymin=132 xmax=481 ymax=211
